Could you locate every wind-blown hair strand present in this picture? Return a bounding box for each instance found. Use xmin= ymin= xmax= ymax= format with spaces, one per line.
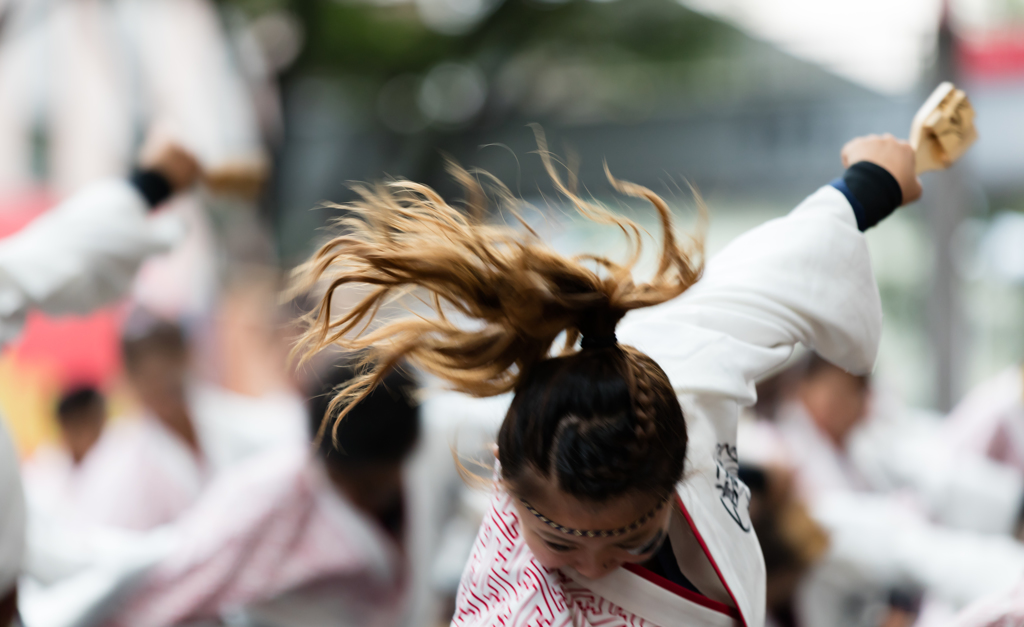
xmin=293 ymin=132 xmax=705 ymax=450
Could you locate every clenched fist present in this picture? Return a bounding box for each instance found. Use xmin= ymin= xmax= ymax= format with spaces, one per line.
xmin=841 ymin=134 xmax=922 ymax=205
xmin=139 ymin=130 xmax=201 ymax=193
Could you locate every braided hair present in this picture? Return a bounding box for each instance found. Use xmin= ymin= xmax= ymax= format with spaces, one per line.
xmin=295 ymin=129 xmax=703 ymax=502
xmin=499 ymin=345 xmax=686 ymax=502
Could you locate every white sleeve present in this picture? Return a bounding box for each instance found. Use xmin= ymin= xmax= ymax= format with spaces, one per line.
xmin=619 ymin=185 xmax=883 ymax=407
xmin=920 ymin=452 xmax=1024 ymax=535
xmin=0 ymin=180 xmax=182 ymax=343
xmin=811 ymin=491 xmax=1024 ymax=608
xmin=850 ymin=405 xmax=1024 ymax=536
xmin=0 ymin=421 xmax=25 ymax=596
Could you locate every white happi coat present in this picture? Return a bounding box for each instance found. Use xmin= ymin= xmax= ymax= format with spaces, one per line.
xmin=452 ymin=185 xmax=885 ymax=627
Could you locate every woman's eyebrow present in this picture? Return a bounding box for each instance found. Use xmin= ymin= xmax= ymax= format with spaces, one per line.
xmin=617 ymin=528 xmax=662 ymax=548
xmin=537 ymin=530 xmax=580 ymax=546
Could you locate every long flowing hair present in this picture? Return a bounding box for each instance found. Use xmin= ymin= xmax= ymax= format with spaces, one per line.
xmin=293 ymin=130 xmax=705 ymax=447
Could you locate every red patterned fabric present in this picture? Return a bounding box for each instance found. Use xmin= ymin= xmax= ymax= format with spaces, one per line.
xmin=453 ymin=489 xmax=660 ymax=627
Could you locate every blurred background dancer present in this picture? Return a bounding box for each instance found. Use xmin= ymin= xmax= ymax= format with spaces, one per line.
xmin=741 ymin=353 xmax=1024 ymax=627
xmin=100 ymin=357 xmax=419 ymax=627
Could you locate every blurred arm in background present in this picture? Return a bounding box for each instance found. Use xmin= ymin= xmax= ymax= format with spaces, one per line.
xmin=0 ymin=138 xmax=199 ymax=344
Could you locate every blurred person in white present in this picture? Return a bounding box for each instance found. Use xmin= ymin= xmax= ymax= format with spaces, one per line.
xmin=189 ymin=273 xmax=311 ymax=475
xmin=741 ymin=355 xmax=1024 ymax=627
xmin=101 ymin=357 xmax=419 ymax=627
xmin=42 ymin=309 xmax=304 ymax=533
xmin=14 ymin=283 xmax=305 ymax=627
xmin=0 ymin=0 xmax=267 ymax=318
xmin=56 ymin=316 xmax=208 ymax=532
xmin=943 ymin=367 xmax=1024 ymax=483
xmin=0 ymin=138 xmax=200 ymax=626
xmin=289 ymin=133 xmax=923 ymax=627
xmin=926 ymin=365 xmax=1024 ymax=627
xmin=944 ymin=578 xmax=1024 ymax=627
xmin=768 ymin=355 xmax=1024 ymax=533
xmin=20 ymin=387 xmax=108 ymax=513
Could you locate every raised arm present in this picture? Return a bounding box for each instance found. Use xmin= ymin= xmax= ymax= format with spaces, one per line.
xmin=0 ymin=140 xmax=198 ymax=343
xmin=618 ymin=135 xmax=920 ymax=406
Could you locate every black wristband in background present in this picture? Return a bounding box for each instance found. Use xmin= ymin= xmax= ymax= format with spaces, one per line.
xmin=129 ymin=169 xmax=174 ymax=210
xmin=830 ymin=161 xmax=903 ymax=232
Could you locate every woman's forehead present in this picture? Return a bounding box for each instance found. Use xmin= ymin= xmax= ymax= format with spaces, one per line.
xmin=514 ymin=481 xmax=668 ymax=535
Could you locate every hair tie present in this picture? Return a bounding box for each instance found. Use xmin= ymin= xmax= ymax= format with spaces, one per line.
xmin=580 ymin=333 xmax=618 ymax=350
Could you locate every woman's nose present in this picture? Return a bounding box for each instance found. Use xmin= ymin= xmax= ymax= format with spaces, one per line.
xmin=573 ymin=555 xmax=619 ymax=580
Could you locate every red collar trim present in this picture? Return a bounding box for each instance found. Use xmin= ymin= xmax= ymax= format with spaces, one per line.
xmin=673 ymin=494 xmax=749 ymax=627
xmin=623 ymin=562 xmax=740 ymax=619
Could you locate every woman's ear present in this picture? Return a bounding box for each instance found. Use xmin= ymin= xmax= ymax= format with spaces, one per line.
xmin=491 ymin=443 xmax=500 ymax=461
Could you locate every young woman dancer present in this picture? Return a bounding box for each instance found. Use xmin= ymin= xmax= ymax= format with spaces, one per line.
xmin=297 ymin=133 xmax=921 ymax=627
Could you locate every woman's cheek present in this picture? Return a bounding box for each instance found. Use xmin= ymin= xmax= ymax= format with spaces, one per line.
xmin=619 ymin=552 xmax=648 ymax=565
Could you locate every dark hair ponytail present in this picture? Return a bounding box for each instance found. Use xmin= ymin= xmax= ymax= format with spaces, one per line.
xmin=498 ymin=344 xmax=686 ymax=502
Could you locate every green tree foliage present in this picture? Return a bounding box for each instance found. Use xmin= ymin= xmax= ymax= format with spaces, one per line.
xmin=218 ymin=0 xmax=735 ymax=81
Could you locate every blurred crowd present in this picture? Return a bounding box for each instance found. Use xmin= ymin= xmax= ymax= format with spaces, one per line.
xmin=740 ymin=354 xmax=1024 ymax=627
xmin=0 ymin=1 xmax=1022 ymax=627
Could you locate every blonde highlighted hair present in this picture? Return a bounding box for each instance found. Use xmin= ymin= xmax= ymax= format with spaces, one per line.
xmin=294 ymin=131 xmax=705 ymax=447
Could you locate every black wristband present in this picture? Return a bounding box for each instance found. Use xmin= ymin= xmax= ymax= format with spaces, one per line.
xmin=836 ymin=161 xmax=903 ymax=231
xmin=129 ymin=169 xmax=174 ymax=210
